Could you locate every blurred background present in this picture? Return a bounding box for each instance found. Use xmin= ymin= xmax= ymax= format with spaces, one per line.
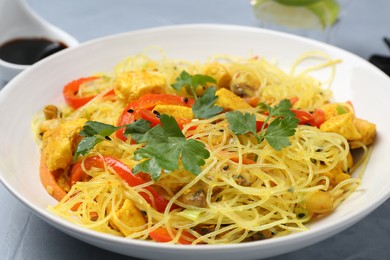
xmin=1 ymin=0 xmax=389 ymax=85
xmin=24 ymin=0 xmax=389 ymax=60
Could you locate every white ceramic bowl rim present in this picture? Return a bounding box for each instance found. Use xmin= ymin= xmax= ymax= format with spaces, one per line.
xmin=0 ymin=58 xmax=30 ymax=69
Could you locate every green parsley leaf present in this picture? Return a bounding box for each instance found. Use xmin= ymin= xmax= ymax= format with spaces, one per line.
xmin=171 ymin=71 xmax=216 ymax=98
xmin=259 ymin=100 xmax=299 ymax=150
xmin=226 ymin=111 xmax=257 ymax=135
xmin=133 ymin=143 xmax=180 ymax=181
xmin=264 ymin=117 xmax=299 ymax=150
xmin=158 ymin=113 xmax=184 ymax=138
xmin=80 ymin=121 xmax=120 ymax=137
xmin=258 ymin=99 xmax=296 ymax=118
xmin=336 ymin=105 xmax=347 ymax=115
xmin=181 ymin=139 xmax=210 ymax=174
xmin=124 ymin=119 xmax=152 ymax=143
xmin=171 ymin=71 xmax=193 ymax=92
xmin=192 ymin=87 xmax=223 ymax=119
xmin=171 ymin=70 xmax=222 ymax=119
xmin=227 ymin=99 xmax=299 ymax=151
xmin=74 ymin=136 xmax=103 ymax=159
xmin=192 ymin=74 xmax=216 ymax=88
xmin=132 ymin=157 xmax=162 ymax=181
xmin=75 ymin=121 xmax=121 ymax=159
xmin=133 ymin=114 xmax=210 ymax=180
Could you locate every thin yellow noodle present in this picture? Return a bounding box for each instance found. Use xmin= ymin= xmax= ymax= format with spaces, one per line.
xmin=290 ymin=51 xmax=341 ymax=88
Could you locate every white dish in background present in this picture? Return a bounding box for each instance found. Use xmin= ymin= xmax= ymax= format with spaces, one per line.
xmin=0 ymin=0 xmax=78 ymax=81
xmin=0 ymin=24 xmax=389 ymax=260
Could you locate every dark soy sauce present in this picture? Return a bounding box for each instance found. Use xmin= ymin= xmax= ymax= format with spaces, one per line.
xmin=0 ymin=38 xmax=68 ymax=65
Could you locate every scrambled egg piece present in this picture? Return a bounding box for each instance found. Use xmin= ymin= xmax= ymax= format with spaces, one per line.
xmin=305 ymin=190 xmax=334 ymax=214
xmin=42 ymin=118 xmax=87 ymax=171
xmin=322 ymin=167 xmax=351 ymax=188
xmin=110 ymin=199 xmax=146 ymax=236
xmin=215 ymin=88 xmax=251 ymax=110
xmin=39 ymin=119 xmax=61 ymax=136
xmin=352 ymin=118 xmax=376 ymax=148
xmin=319 ymin=104 xmax=376 ymax=148
xmin=204 ymin=62 xmax=231 ymax=89
xmin=115 ymin=71 xmax=166 ymax=102
xmin=320 ymin=112 xmax=361 ymax=140
xmin=153 ymin=104 xmax=194 ymax=119
xmin=320 ymin=103 xmax=353 ymax=120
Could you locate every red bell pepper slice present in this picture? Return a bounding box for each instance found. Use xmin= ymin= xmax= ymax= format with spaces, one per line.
xmin=256 ymin=121 xmax=268 ymax=132
xmin=256 ymin=108 xmax=325 ymax=132
xmin=116 ymin=94 xmax=195 ymax=141
xmin=288 ymin=96 xmax=299 ymax=106
xmin=139 ymin=109 xmax=162 ymax=128
xmin=69 ymin=162 xmax=91 ymax=186
xmin=149 ymin=227 xmax=196 ymax=244
xmin=230 ymin=156 xmax=256 ymax=165
xmin=70 ymin=155 xmax=176 ymax=213
xmin=291 ymin=109 xmax=325 ymax=128
xmin=310 ymin=109 xmax=326 ymax=127
xmin=139 ymin=109 xmax=193 ymax=129
xmin=40 ymin=152 xmax=67 ymax=201
xmin=291 ymin=110 xmax=313 ymax=125
xmin=63 ymin=76 xmax=114 ymax=109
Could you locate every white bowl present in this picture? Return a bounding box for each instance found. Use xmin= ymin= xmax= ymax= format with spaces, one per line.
xmin=0 ymin=24 xmax=389 ymax=260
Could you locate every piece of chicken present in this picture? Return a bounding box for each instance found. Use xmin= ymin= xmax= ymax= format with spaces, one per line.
xmin=42 ymin=118 xmax=87 ymax=171
xmin=115 ymin=71 xmax=166 ymax=102
xmin=110 ymin=199 xmax=146 ymax=236
xmin=215 ymin=88 xmax=251 ymax=111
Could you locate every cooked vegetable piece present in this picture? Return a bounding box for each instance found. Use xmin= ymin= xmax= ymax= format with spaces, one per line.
xmin=39 ymin=152 xmax=67 ymax=201
xmin=116 ymin=94 xmax=194 ymax=141
xmin=43 ymin=105 xmax=59 ymax=120
xmin=63 ymin=76 xmax=114 ymax=109
xmin=149 ymin=227 xmax=195 ymax=244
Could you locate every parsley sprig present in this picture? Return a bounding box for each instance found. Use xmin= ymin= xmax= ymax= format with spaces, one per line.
xmin=74 ymin=115 xmax=210 ymax=181
xmin=171 ymin=71 xmax=223 ymax=119
xmin=131 ymin=114 xmax=210 ymax=181
xmin=171 ymin=70 xmax=216 ymax=98
xmin=226 ymin=99 xmax=299 ymax=151
xmin=74 ymin=121 xmax=122 ymax=159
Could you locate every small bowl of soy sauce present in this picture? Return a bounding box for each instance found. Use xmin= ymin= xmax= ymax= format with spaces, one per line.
xmin=0 ymin=37 xmax=76 ymax=83
xmin=0 ymin=0 xmax=79 ymax=83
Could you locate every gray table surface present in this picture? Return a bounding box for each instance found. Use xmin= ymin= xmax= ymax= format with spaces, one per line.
xmin=1 ymin=0 xmax=390 ymax=259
